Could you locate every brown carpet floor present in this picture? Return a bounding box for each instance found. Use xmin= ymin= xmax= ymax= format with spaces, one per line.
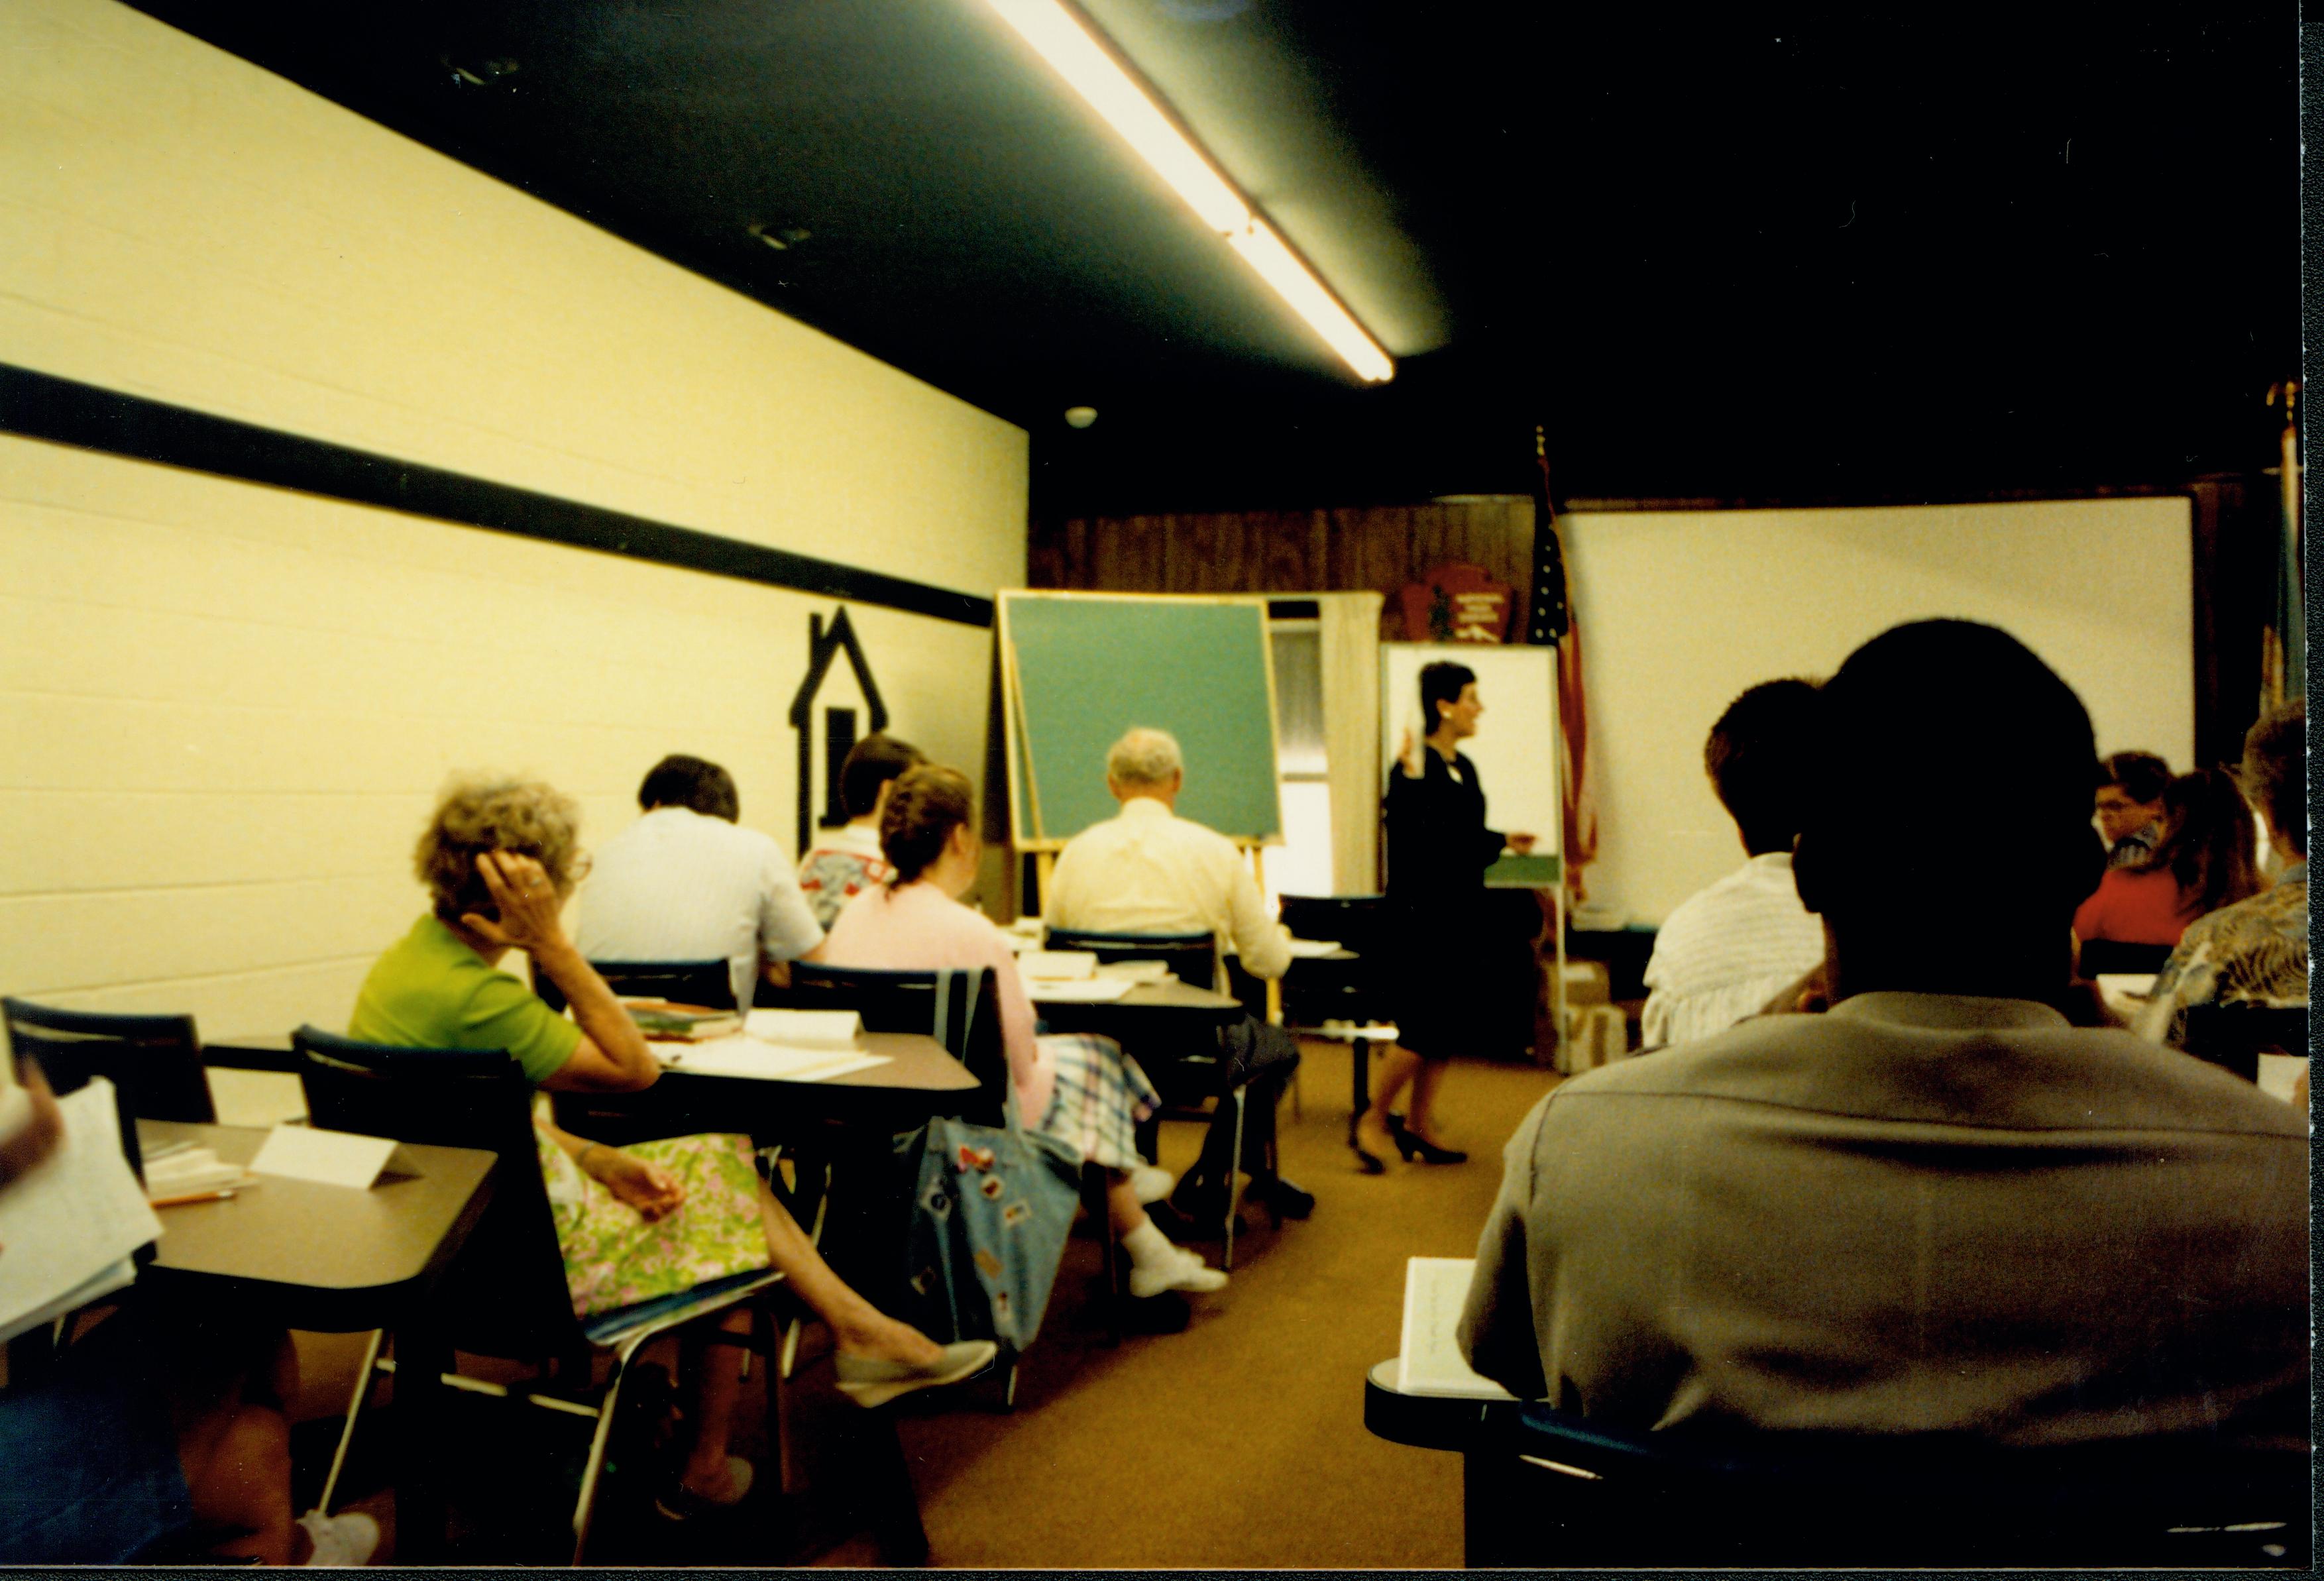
xmin=863 ymin=1044 xmax=1565 ymax=1570
xmin=282 ymin=1044 xmax=1563 ymax=1567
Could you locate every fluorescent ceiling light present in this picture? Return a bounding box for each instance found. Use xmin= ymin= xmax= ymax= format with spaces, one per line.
xmin=983 ymin=0 xmax=1395 ymax=384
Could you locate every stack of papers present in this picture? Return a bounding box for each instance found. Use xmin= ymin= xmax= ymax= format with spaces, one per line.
xmin=624 ymin=1001 xmax=744 ymax=1040
xmin=1396 ymin=1257 xmax=1516 ymax=1399
xmin=1019 ymin=950 xmax=1099 ymax=982
xmin=1095 ymin=959 xmax=1172 ymax=985
xmin=661 ymin=1035 xmax=890 ymax=1083
xmin=1285 ymin=938 xmax=1343 ymax=958
xmin=1025 ymin=977 xmax=1134 ymax=1003
xmin=0 ymin=1079 xmax=164 ymax=1345
xmin=140 ymin=1142 xmax=249 ymax=1201
xmin=744 ymin=1009 xmax=862 ymax=1048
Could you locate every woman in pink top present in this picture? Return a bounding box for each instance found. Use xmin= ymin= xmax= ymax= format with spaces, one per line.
xmin=2074 ymin=767 xmax=2261 ymax=950
xmin=823 ymin=766 xmax=1228 ymax=1301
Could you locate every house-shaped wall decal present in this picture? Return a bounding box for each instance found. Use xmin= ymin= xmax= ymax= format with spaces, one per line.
xmin=789 ymin=607 xmax=889 ymax=854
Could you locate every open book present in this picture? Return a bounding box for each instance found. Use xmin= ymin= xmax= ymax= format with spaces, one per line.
xmin=1397 ymin=1256 xmax=1516 ymax=1399
xmin=0 ymin=1079 xmax=164 ymax=1345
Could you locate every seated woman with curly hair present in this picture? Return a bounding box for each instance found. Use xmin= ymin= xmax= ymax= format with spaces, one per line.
xmin=822 ymin=764 xmax=1228 ymax=1301
xmin=349 ymin=775 xmax=991 ymax=1517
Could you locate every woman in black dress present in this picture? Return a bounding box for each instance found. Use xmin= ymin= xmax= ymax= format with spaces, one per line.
xmin=1354 ymin=661 xmax=1536 ymax=1172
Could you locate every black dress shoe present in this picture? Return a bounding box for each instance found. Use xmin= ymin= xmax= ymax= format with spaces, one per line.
xmin=1249 ymin=1176 xmax=1315 ymax=1221
xmin=1387 ymin=1114 xmax=1467 ymax=1166
xmin=1142 ymin=1198 xmax=1207 ymax=1242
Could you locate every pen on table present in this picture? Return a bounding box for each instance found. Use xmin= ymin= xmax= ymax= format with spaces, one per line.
xmin=149 ymin=1187 xmax=239 ymax=1207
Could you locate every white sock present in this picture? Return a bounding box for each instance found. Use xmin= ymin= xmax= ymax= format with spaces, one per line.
xmin=1121 ymin=1219 xmax=1177 ymax=1269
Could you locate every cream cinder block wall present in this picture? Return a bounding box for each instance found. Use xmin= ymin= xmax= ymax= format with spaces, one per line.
xmin=1560 ymin=499 xmax=2194 ymax=926
xmin=1 ymin=0 xmax=1024 ymax=598
xmin=0 ymin=2 xmax=1026 ymax=1034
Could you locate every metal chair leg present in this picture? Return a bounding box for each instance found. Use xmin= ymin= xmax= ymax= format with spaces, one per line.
xmin=569 ymin=1339 xmax=641 ymax=1562
xmin=1087 ymin=1164 xmax=1123 ymax=1346
xmin=753 ymin=1301 xmax=795 ymax=1497
xmin=313 ymin=1328 xmax=385 ymax=1516
xmin=1223 ymin=1088 xmax=1246 ymax=1271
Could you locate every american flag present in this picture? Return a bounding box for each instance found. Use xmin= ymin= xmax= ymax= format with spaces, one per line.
xmin=1526 ymin=425 xmax=1597 ymax=895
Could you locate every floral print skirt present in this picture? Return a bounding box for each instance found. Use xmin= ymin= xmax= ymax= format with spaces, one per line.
xmin=534 ymin=1130 xmax=771 ymax=1319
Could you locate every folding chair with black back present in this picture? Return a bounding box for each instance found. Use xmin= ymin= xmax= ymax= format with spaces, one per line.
xmin=2 ymin=998 xmax=215 ymax=1180
xmin=1040 ymin=928 xmax=1268 ymax=1267
xmin=2180 ymin=1003 xmax=2309 ymax=1086
xmin=533 ymin=959 xmax=735 ymax=1015
xmin=290 ymin=1026 xmax=786 ymax=1562
xmin=1272 ymin=895 xmax=1402 ymax=1128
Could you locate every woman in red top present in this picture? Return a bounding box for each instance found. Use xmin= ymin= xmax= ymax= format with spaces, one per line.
xmin=2074 ymin=767 xmax=2260 ymax=948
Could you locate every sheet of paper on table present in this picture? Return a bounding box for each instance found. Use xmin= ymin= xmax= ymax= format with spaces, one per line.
xmin=0 ymin=1079 xmax=163 ymax=1344
xmin=1019 ymin=950 xmax=1099 ymax=981
xmin=743 ymin=1009 xmax=863 ymax=1048
xmin=1285 ymin=938 xmax=1343 ymax=958
xmin=1025 ymin=977 xmax=1136 ymax=1003
xmin=1396 ymin=1256 xmax=1516 ymax=1399
xmin=250 ymin=1123 xmax=412 ymax=1189
xmin=662 ymin=1035 xmax=891 ymax=1083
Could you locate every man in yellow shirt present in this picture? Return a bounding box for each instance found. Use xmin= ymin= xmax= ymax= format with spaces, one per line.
xmin=1049 ymin=729 xmax=1309 ymax=1224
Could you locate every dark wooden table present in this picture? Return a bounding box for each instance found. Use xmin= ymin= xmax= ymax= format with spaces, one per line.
xmin=137 ymin=1120 xmax=496 ymax=1562
xmin=1028 ymin=978 xmax=1245 ymax=1040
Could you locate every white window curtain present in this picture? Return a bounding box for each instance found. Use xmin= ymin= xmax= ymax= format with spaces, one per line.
xmin=1315 ymin=591 xmax=1384 ymax=894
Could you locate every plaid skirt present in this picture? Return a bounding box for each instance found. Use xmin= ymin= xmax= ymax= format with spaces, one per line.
xmin=1034 ymin=1032 xmax=1161 ymax=1171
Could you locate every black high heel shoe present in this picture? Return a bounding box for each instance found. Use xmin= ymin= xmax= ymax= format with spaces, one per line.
xmin=1349 ymin=1115 xmax=1388 ymax=1175
xmin=1386 ymin=1114 xmax=1467 ymax=1166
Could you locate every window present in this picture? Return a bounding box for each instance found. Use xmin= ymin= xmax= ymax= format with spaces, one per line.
xmin=1267 ymin=620 xmax=1334 ymax=902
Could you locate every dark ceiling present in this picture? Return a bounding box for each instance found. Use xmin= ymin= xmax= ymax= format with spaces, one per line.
xmin=130 ymin=1 xmax=2298 ymax=515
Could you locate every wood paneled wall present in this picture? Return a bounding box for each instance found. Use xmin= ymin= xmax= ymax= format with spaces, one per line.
xmin=1030 ymin=500 xmax=1535 ymax=634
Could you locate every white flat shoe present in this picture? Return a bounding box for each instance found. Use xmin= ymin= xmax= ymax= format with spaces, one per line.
xmin=298 ymin=1510 xmax=380 ymax=1567
xmin=833 ymin=1338 xmax=999 ymax=1408
xmin=1129 ymin=1246 xmax=1228 ymax=1299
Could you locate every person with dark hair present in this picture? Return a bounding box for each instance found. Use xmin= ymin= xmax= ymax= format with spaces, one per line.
xmin=822 ymin=765 xmax=1231 ymax=1301
xmin=1355 ymin=661 xmax=1539 ymax=1173
xmin=1458 ymin=621 xmax=2306 ymax=1448
xmin=2073 ymin=768 xmax=2262 ymax=952
xmin=636 ymin=753 xmax=742 ymax=822
xmin=2095 ymin=749 xmax=2172 ymax=869
xmin=576 ymin=753 xmax=824 ymax=1009
xmin=799 ymin=733 xmax=925 ymax=927
xmin=2136 ymin=700 xmax=2307 ymax=1047
xmin=1639 ymin=679 xmax=1827 ymax=1048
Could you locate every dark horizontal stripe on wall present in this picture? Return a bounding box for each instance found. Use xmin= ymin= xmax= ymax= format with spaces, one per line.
xmin=0 ymin=362 xmax=994 ymax=627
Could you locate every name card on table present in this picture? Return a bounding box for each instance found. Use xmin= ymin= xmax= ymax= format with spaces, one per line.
xmin=249 ymin=1124 xmax=412 ymax=1189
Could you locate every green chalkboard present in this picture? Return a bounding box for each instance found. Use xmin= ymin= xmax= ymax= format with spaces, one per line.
xmin=1001 ymin=593 xmax=1282 ymax=845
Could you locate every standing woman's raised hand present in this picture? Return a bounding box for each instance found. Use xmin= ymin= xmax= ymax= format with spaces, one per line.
xmin=1397 ymin=727 xmax=1423 ymax=779
xmin=464 ymin=850 xmax=571 ymax=954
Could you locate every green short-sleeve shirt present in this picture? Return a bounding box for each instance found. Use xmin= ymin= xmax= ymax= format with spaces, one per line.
xmin=349 ymin=914 xmax=581 ymax=1085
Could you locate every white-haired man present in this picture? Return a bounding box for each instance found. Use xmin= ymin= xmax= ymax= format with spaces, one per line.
xmin=1048 ymin=728 xmax=1312 ymax=1225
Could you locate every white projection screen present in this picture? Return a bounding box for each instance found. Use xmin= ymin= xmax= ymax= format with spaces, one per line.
xmin=1556 ymin=498 xmax=2195 ymax=926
